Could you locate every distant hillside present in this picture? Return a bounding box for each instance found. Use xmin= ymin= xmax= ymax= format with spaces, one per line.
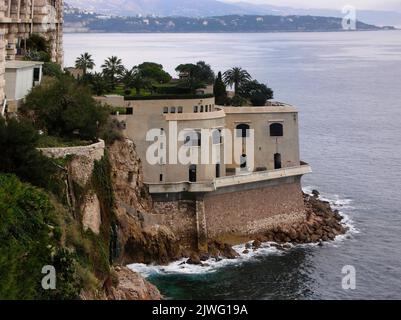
xmin=64 ymin=0 xmax=401 ymax=27
xmin=64 ymin=7 xmax=389 ymax=33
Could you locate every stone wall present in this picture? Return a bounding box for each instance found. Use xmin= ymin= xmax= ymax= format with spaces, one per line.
xmin=203 ymin=177 xmax=305 ymax=240
xmin=38 ymin=139 xmax=105 ymax=159
xmin=152 ymin=200 xmax=198 ymax=248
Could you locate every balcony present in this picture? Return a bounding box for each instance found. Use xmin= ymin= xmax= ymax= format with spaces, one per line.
xmin=146 ymin=163 xmax=312 ymax=194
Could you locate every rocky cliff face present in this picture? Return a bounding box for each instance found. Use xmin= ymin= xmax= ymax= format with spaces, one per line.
xmin=107 ymin=139 xmax=184 ymax=265
xmin=54 ymin=139 xmax=164 ymax=300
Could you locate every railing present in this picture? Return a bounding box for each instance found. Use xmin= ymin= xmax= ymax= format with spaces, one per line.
xmin=146 ymin=163 xmax=312 ymax=194
xmin=215 ymin=164 xmax=312 ymax=189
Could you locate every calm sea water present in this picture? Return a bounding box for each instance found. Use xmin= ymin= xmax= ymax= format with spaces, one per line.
xmin=65 ymin=31 xmax=401 ymax=299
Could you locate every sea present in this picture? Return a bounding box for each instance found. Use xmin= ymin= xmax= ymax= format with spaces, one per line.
xmin=64 ymin=31 xmax=401 ymax=299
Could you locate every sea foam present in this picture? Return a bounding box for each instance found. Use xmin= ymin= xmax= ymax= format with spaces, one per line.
xmin=128 ymin=186 xmax=358 ymax=277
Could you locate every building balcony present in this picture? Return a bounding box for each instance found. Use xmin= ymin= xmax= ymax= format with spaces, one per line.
xmin=146 ymin=163 xmax=312 ymax=194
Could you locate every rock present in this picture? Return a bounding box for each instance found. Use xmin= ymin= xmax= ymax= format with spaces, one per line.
xmin=242 ymin=249 xmax=249 ymax=254
xmin=252 ymin=239 xmax=262 ymax=250
xmin=222 ymin=244 xmax=239 ymax=259
xmin=312 ymin=189 xmax=320 ymax=198
xmin=199 ymin=254 xmax=210 ymax=262
xmin=245 ymin=243 xmax=252 ymax=249
xmin=187 ymin=254 xmax=202 ymax=265
xmin=105 ymin=267 xmax=162 ymax=300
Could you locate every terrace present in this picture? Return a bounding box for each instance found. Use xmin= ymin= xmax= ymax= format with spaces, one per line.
xmin=146 ymin=162 xmax=312 ymax=194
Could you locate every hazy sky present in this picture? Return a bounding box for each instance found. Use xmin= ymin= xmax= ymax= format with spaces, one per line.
xmin=224 ymin=0 xmax=401 ymax=12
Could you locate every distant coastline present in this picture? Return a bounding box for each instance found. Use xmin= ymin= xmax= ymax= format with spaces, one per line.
xmin=64 ymin=10 xmax=395 ymax=34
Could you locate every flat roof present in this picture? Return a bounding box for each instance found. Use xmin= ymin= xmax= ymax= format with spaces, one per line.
xmin=5 ymin=60 xmax=44 ymax=70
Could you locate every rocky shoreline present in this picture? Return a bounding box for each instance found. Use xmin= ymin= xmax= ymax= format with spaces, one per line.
xmin=183 ymin=191 xmax=348 ymax=265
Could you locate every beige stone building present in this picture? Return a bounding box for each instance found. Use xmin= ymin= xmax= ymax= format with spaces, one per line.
xmin=0 ymin=0 xmax=63 ymax=113
xmin=107 ymin=94 xmax=312 ymax=248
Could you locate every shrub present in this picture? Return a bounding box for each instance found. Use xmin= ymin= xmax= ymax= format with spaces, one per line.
xmin=22 ymin=76 xmax=108 ymax=141
xmin=43 ymin=62 xmax=63 ymax=77
xmin=250 ymin=91 xmax=268 ymax=106
xmin=0 ymin=174 xmax=81 ymax=299
xmin=0 ymin=118 xmax=56 ymax=189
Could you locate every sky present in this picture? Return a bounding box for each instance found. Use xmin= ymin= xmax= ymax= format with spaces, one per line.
xmin=224 ymin=0 xmax=401 ymax=12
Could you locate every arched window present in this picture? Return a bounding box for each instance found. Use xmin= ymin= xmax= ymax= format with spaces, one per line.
xmin=170 ymin=107 xmax=176 ymax=113
xmin=163 ymin=107 xmax=168 ymax=114
xmin=178 ymin=106 xmax=183 ymax=113
xmin=184 ymin=131 xmax=201 ymax=147
xmin=193 ymin=106 xmax=198 ymax=113
xmin=200 ymin=105 xmax=204 ymax=112
xmin=270 ymin=123 xmax=283 ymax=136
xmin=212 ymin=129 xmax=222 ymax=144
xmin=236 ymin=123 xmax=250 ymax=138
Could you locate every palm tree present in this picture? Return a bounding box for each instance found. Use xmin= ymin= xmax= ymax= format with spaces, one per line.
xmin=89 ymin=72 xmax=109 ymax=96
xmin=101 ymin=56 xmax=125 ymax=90
xmin=223 ymin=67 xmax=252 ymax=95
xmin=75 ymin=52 xmax=95 ymax=75
xmin=119 ymin=67 xmax=137 ymax=92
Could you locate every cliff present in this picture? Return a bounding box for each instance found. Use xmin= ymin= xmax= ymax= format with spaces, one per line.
xmin=0 ymin=136 xmax=346 ymax=299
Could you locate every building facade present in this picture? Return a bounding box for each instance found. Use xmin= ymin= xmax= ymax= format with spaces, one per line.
xmin=0 ymin=0 xmax=63 ymax=112
xmin=108 ymin=94 xmax=312 ymax=249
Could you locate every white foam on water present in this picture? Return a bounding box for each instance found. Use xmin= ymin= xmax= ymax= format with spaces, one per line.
xmin=128 ymin=242 xmax=284 ymax=278
xmin=128 ymin=187 xmax=358 ymax=278
xmin=302 ymin=186 xmax=360 ymax=237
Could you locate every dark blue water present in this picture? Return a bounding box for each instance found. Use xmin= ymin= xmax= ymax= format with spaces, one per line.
xmin=65 ymin=31 xmax=401 ymax=299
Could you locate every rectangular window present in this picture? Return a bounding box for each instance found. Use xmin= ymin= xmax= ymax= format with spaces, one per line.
xmin=171 ymin=107 xmax=176 ymax=113
xmin=178 ymin=106 xmax=183 ymax=113
xmin=160 ymin=174 xmax=163 ymax=182
xmin=126 ymin=107 xmax=133 ymax=115
xmin=33 ymin=68 xmax=40 ymax=81
xmin=163 ymin=107 xmax=168 ymax=114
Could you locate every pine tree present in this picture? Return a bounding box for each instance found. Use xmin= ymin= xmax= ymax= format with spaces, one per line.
xmin=213 ymin=72 xmax=227 ymax=105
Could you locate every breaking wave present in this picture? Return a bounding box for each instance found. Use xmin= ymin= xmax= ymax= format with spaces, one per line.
xmin=128 ymin=186 xmax=358 ymax=277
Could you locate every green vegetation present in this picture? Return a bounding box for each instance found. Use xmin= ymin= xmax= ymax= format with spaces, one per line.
xmin=74 ymin=52 xmax=274 ymax=106
xmin=213 ymin=71 xmax=227 ymax=105
xmin=75 ymin=52 xmax=95 ymax=76
xmin=22 ymin=34 xmax=51 ymax=63
xmin=22 ymin=76 xmax=108 ymax=141
xmin=101 ymin=56 xmax=125 ymax=90
xmin=0 ymin=174 xmax=81 ymax=299
xmin=0 ymin=117 xmax=56 ymax=189
xmin=124 ymin=93 xmax=214 ymax=100
xmin=43 ymin=62 xmax=63 ymax=77
xmin=222 ymin=67 xmax=274 ymax=106
xmin=138 ymin=62 xmax=172 ymax=84
xmin=223 ymin=67 xmax=251 ymax=95
xmin=0 ymin=61 xmax=125 ymax=299
xmin=37 ymin=135 xmax=93 ymax=148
